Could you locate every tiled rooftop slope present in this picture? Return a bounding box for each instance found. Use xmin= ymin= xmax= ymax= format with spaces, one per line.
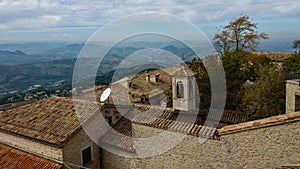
xmin=0 ymin=96 xmax=98 ymax=146
xmin=131 ymin=106 xmax=218 ymax=139
xmin=219 ymin=111 xmax=300 ymax=135
xmin=0 ymin=144 xmax=62 ymax=169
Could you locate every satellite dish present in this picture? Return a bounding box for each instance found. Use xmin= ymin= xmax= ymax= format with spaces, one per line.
xmin=100 ymin=88 xmax=111 ymax=102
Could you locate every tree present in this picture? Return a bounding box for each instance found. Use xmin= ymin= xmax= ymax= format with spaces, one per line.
xmin=213 ymin=30 xmax=230 ymax=56
xmin=242 ymin=65 xmax=285 ymax=120
xmin=213 ymin=15 xmax=268 ymax=55
xmin=221 ymin=52 xmax=247 ymax=110
xmin=283 ymin=55 xmax=300 ymax=73
xmin=292 ymin=40 xmax=300 ymax=56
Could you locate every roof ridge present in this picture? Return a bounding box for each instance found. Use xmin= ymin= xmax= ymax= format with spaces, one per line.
xmin=219 ymin=112 xmax=300 ymax=135
xmin=132 ymin=113 xmax=218 ymax=139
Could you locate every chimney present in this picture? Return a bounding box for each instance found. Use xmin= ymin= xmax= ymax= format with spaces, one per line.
xmin=146 ymin=74 xmax=150 ymax=83
xmin=150 ymin=74 xmax=160 ymax=83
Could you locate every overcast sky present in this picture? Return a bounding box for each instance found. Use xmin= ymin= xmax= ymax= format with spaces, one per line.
xmin=0 ymin=0 xmax=299 ymax=42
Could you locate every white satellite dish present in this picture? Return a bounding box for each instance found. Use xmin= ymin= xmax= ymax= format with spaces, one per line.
xmin=100 ymin=88 xmax=111 ymax=102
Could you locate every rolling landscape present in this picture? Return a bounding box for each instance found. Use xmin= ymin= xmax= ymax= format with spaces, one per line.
xmin=0 ymin=39 xmax=296 ymax=106
xmin=1 ymin=0 xmax=300 ymax=168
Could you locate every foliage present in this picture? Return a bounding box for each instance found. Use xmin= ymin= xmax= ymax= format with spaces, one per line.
xmin=213 ymin=30 xmax=231 ymax=56
xmin=221 ymin=52 xmax=247 ymax=109
xmin=242 ymin=52 xmax=272 ymax=81
xmin=293 ymin=40 xmax=300 ymax=49
xmin=220 ymin=51 xmax=272 ymax=110
xmin=187 ymin=61 xmax=211 ymax=110
xmin=292 ymin=40 xmax=300 ymax=56
xmin=213 ymin=15 xmax=268 ymax=56
xmin=242 ymin=65 xmax=285 ymax=120
xmin=283 ymin=55 xmax=300 ymax=74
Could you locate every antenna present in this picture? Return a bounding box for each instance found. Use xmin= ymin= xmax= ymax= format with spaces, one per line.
xmin=100 ymin=88 xmax=111 ymax=102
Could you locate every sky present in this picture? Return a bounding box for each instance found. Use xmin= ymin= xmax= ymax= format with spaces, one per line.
xmin=0 ymin=0 xmax=299 ymax=43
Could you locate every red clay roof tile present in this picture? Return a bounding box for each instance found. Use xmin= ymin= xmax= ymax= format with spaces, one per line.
xmin=0 ymin=144 xmax=62 ymax=169
xmin=219 ymin=111 xmax=300 ymax=135
xmin=0 ymin=97 xmax=99 ymax=146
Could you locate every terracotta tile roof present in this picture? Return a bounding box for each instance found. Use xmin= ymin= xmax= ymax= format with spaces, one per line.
xmin=134 ymin=104 xmax=175 ymax=119
xmin=0 ymin=144 xmax=62 ymax=169
xmin=0 ymin=101 xmax=34 ymax=111
xmin=0 ymin=97 xmax=99 ymax=146
xmin=110 ymin=83 xmax=132 ymax=105
xmin=219 ymin=111 xmax=300 ymax=135
xmin=278 ymin=164 xmax=300 ymax=169
xmin=130 ymin=105 xmax=218 ymax=139
xmin=204 ymin=109 xmax=247 ymax=124
xmin=100 ymin=104 xmax=220 ymax=152
xmin=132 ymin=113 xmax=218 ymax=139
xmin=100 ymin=118 xmax=135 ymax=152
xmin=100 ymin=105 xmax=175 ymax=153
xmin=129 ymin=69 xmax=172 ymax=96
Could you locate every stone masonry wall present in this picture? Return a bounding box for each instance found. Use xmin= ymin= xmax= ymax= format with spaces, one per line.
xmin=286 ymin=80 xmax=300 ymax=113
xmin=0 ymin=131 xmax=63 ymax=161
xmin=62 ymin=129 xmax=100 ymax=169
xmin=101 ymin=121 xmax=300 ymax=169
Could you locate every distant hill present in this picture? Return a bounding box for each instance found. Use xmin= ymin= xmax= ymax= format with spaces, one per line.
xmin=163 ymin=45 xmax=196 ymax=61
xmin=0 ymin=59 xmax=76 ymax=92
xmin=43 ymin=44 xmax=84 ymax=59
xmin=0 ymin=50 xmax=53 ymax=66
xmin=0 ymin=42 xmax=67 ymax=55
xmin=0 ymin=40 xmax=295 ymax=93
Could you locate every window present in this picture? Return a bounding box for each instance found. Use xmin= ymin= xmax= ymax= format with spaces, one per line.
xmin=129 ymin=81 xmax=132 ymax=88
xmin=106 ymin=116 xmax=112 ymax=125
xmin=109 ymin=116 xmax=112 ymax=124
xmin=176 ymin=81 xmax=184 ymax=98
xmin=141 ymin=97 xmax=145 ymax=103
xmin=82 ymin=146 xmax=92 ymax=166
xmin=296 ymin=95 xmax=300 ymax=112
xmin=155 ymin=75 xmax=160 ymax=82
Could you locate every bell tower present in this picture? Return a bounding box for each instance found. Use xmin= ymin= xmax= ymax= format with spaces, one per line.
xmin=172 ymin=65 xmax=197 ymax=112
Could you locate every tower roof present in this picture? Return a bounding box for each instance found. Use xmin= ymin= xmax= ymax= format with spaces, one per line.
xmin=169 ymin=64 xmax=195 ymax=77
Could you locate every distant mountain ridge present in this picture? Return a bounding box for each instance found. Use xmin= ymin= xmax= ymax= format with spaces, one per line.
xmin=43 ymin=44 xmax=84 ymax=58
xmin=0 ymin=50 xmax=48 ymax=66
xmin=0 ymin=40 xmax=295 ymax=93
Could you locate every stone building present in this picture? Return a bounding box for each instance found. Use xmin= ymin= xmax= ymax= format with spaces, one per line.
xmin=286 ymin=79 xmax=300 ymax=113
xmin=1 ymin=95 xmax=300 ymax=168
xmin=100 ymin=107 xmax=300 ymax=169
xmin=2 ymin=66 xmax=300 ymax=168
xmin=172 ymin=65 xmax=198 ymax=112
xmin=0 ymin=97 xmax=101 ymax=169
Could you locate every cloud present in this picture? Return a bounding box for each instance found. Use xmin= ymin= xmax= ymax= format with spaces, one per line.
xmin=272 ymin=1 xmax=300 ymax=15
xmin=0 ymin=0 xmax=299 ymax=41
xmin=1 ymin=15 xmax=61 ymax=30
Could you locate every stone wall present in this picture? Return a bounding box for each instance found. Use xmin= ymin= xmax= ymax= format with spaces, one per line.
xmin=0 ymin=131 xmax=63 ymax=161
xmin=0 ymin=128 xmax=101 ymax=169
xmin=62 ymin=129 xmax=100 ymax=169
xmin=101 ymin=148 xmax=138 ymax=169
xmin=286 ymin=80 xmax=300 ymax=113
xmin=101 ymin=121 xmax=300 ymax=169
